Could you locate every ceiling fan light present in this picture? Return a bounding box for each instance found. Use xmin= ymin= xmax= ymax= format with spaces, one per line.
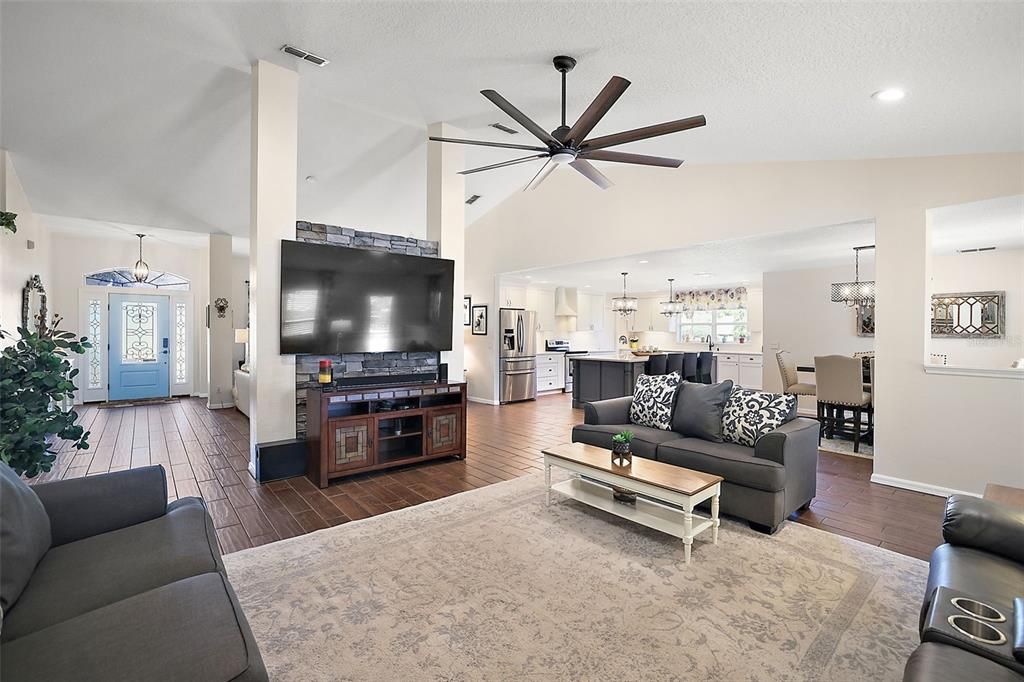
xmin=550 ymin=151 xmax=576 ymax=164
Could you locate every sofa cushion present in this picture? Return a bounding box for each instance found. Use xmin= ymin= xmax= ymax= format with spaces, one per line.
xmin=657 ymin=438 xmax=786 ymax=492
xmin=671 ymin=380 xmax=734 ymax=442
xmin=0 ymin=462 xmax=52 ymax=613
xmin=0 ymin=573 xmax=268 ymax=682
xmin=904 ymin=642 xmax=1024 ymax=682
xmin=571 ymin=424 xmax=681 ymax=460
xmin=629 ymin=372 xmax=681 ymax=430
xmin=1 ymin=497 xmax=221 ymax=641
xmin=721 ymin=387 xmax=797 ymax=447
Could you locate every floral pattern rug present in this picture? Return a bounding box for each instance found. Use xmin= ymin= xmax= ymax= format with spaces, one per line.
xmin=224 ymin=472 xmax=926 ymax=681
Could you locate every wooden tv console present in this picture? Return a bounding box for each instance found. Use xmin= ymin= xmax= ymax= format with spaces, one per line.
xmin=306 ymin=381 xmax=467 ymax=488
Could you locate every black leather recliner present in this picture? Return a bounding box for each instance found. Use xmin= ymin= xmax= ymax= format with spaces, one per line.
xmin=903 ymin=495 xmax=1024 ymax=681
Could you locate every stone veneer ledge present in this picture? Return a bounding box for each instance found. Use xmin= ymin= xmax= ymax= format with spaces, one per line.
xmin=293 ymin=222 xmax=440 ymax=436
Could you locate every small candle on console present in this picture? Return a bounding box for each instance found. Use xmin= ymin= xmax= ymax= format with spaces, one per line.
xmin=318 ymin=359 xmax=333 ymax=384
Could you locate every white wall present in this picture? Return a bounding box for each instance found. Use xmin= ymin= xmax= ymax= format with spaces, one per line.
xmin=466 ymin=153 xmax=1024 ymax=495
xmin=1 ymin=150 xmax=51 ymax=338
xmin=231 ymin=254 xmax=249 ymax=369
xmin=929 ymin=248 xmax=1024 ymax=369
xmin=48 ymin=231 xmax=210 ymax=396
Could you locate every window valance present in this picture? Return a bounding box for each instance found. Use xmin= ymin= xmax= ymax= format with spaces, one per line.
xmin=674 ymin=287 xmax=747 ymax=311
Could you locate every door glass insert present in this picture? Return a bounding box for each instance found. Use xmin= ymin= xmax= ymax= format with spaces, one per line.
xmin=174 ymin=302 xmax=187 ymax=384
xmin=121 ymin=302 xmax=158 ymax=362
xmin=87 ymin=299 xmax=103 ymax=388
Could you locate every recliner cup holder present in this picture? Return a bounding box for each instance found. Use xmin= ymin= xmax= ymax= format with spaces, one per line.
xmin=950 ymin=597 xmax=1006 ymax=622
xmin=947 ymin=614 xmax=1007 ymax=645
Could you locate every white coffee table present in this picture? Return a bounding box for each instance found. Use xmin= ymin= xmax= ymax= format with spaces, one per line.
xmin=542 ymin=442 xmax=723 ymax=564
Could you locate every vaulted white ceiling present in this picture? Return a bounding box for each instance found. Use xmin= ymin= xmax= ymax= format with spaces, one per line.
xmin=2 ymin=2 xmax=1022 ymax=239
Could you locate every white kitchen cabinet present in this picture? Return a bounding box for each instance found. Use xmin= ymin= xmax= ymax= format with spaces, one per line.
xmin=738 ymin=354 xmax=763 ymax=389
xmin=526 ymin=288 xmax=555 ymax=332
xmin=717 ymin=354 xmax=740 ymax=384
xmin=535 ymin=352 xmax=565 ymax=392
xmin=579 ymin=293 xmax=606 ymax=332
xmin=499 ymin=285 xmax=526 ymax=309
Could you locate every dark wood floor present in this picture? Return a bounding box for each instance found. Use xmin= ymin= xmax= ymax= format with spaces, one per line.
xmin=35 ymin=393 xmax=945 ymax=560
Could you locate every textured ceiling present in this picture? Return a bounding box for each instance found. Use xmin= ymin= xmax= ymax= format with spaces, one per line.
xmin=2 ymin=2 xmax=1022 ymax=238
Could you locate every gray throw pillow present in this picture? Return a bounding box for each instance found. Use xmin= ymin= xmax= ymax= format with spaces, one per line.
xmin=671 ymin=380 xmax=734 ymax=442
xmin=721 ymin=387 xmax=799 ymax=447
xmin=0 ymin=462 xmax=52 ymax=612
xmin=629 ymin=372 xmax=682 ymax=430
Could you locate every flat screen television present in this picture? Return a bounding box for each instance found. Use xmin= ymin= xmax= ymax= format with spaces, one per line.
xmin=279 ymin=240 xmax=454 ymax=355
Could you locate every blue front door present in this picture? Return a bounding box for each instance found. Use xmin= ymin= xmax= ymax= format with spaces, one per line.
xmin=108 ymin=294 xmax=170 ymax=401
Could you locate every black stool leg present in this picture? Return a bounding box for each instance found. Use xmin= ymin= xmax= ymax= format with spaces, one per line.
xmin=853 ymin=407 xmax=862 ymax=453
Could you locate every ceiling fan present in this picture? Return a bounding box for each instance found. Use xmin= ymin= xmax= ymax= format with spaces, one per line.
xmin=429 ymin=55 xmax=706 ymax=191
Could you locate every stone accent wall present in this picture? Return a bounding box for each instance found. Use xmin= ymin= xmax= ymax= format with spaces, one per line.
xmin=293 ymin=222 xmax=441 ymax=436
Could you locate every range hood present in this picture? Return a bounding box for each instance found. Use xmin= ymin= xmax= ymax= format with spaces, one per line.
xmin=554 ymin=287 xmax=578 ymax=316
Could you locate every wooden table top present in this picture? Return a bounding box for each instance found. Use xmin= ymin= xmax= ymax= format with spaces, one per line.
xmin=542 ymin=442 xmax=723 ymax=496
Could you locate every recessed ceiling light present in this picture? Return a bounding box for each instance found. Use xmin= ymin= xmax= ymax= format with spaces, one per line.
xmin=871 ymin=88 xmax=905 ymax=102
xmin=638 ymin=260 xmax=649 ymax=264
xmin=538 ymin=280 xmax=550 ymax=284
xmin=524 ymin=275 xmax=532 ymax=279
xmin=583 ymin=284 xmax=592 ymax=288
xmin=305 ymin=175 xmax=317 ymax=183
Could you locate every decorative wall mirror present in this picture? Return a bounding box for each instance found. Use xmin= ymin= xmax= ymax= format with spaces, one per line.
xmin=21 ymin=275 xmax=48 ymax=334
xmin=856 ymin=305 xmax=875 ymax=337
xmin=930 ymin=291 xmax=1005 ymax=338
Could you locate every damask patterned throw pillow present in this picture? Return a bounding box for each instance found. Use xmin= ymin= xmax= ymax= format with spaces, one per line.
xmin=629 ymin=372 xmax=682 ymax=430
xmin=721 ymin=387 xmax=798 ymax=447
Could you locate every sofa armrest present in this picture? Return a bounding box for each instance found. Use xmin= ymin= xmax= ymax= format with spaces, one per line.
xmin=942 ymin=495 xmax=1024 ymax=564
xmin=583 ymin=396 xmax=634 ymax=425
xmin=32 ymin=465 xmax=168 ymax=546
xmin=754 ymin=417 xmax=818 ymax=465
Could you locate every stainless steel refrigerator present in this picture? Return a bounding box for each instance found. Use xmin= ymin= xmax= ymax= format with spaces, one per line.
xmin=499 ymin=308 xmax=537 ymax=404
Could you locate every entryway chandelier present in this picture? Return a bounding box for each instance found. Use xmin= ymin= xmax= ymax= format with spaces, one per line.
xmin=659 ymin=278 xmax=681 ymax=317
xmin=831 ymin=245 xmax=875 ymax=309
xmin=132 ymin=234 xmax=150 ymax=283
xmin=611 ymin=272 xmax=638 ymax=316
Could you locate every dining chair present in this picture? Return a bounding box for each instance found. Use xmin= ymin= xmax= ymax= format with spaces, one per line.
xmin=645 ymin=354 xmax=668 ymax=375
xmin=696 ymin=352 xmax=714 ymax=384
xmin=776 ymin=350 xmax=816 ymax=396
xmin=682 ymin=353 xmax=698 ymax=382
xmin=665 ymin=353 xmax=685 ymax=376
xmin=815 ymin=354 xmax=872 ymax=453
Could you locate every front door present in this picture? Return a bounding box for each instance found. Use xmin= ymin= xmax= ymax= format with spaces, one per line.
xmin=108 ymin=294 xmax=170 ymax=401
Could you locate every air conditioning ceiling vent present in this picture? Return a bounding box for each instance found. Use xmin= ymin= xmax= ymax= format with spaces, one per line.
xmin=280 ymin=44 xmax=330 ymax=67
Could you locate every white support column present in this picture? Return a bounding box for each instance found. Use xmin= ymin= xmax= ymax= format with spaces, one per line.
xmin=426 ymin=123 xmax=466 ymax=381
xmin=248 ymin=60 xmax=298 ymax=471
xmin=208 ymin=233 xmax=234 ymax=409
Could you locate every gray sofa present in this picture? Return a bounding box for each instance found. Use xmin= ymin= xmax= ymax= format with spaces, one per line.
xmin=0 ymin=462 xmax=267 ymax=682
xmin=572 ymin=393 xmax=819 ymax=532
xmin=903 ymin=495 xmax=1024 ymax=681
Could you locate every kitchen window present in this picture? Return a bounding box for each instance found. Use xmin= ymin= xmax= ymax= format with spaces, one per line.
xmin=677 ymin=308 xmax=749 ymax=344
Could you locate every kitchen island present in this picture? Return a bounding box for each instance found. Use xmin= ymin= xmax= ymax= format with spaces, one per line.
xmin=570 ymin=354 xmax=648 ymax=409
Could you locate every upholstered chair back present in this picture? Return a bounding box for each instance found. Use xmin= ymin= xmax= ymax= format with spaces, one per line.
xmin=776 ymin=351 xmax=797 ymax=391
xmin=815 ymin=355 xmax=868 ymax=406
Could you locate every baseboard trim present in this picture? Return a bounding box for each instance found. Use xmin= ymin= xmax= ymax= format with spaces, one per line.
xmin=207 ymin=401 xmax=235 ymax=410
xmin=468 ymin=396 xmax=500 ymax=405
xmin=869 ymin=473 xmax=980 ymax=499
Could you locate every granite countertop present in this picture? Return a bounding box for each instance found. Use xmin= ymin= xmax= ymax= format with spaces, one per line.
xmin=570 ymin=354 xmax=648 ymax=364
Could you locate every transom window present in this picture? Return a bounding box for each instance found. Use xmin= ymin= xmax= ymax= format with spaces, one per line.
xmin=677 ymin=308 xmax=749 ymax=344
xmin=85 ymin=268 xmax=190 ymax=290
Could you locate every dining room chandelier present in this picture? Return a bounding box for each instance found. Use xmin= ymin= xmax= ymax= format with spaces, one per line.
xmin=611 ymin=272 xmax=638 ymax=316
xmin=831 ymin=245 xmax=875 ymax=309
xmin=132 ymin=233 xmax=151 ymax=283
xmin=659 ymin=278 xmax=681 ymax=316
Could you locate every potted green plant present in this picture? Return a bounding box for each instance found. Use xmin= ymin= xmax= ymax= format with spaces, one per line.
xmin=611 ymin=430 xmax=633 ymax=466
xmin=0 ymin=319 xmax=92 ymax=478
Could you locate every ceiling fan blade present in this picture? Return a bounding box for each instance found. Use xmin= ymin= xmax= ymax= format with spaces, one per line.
xmin=569 ymin=158 xmax=613 ymax=190
xmin=428 ymin=136 xmax=549 ymax=152
xmin=480 ymin=90 xmax=559 ymax=147
xmin=580 ymin=114 xmax=706 ymax=152
xmin=564 ymin=76 xmax=630 ymax=146
xmin=581 ymin=150 xmax=683 ymax=168
xmin=524 ymin=159 xmax=557 ymax=191
xmin=458 ymin=154 xmax=549 ymax=175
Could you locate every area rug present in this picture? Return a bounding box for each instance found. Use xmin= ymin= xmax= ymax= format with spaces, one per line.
xmin=224 ymin=473 xmax=926 ymax=681
xmin=819 ymin=437 xmax=874 ymax=458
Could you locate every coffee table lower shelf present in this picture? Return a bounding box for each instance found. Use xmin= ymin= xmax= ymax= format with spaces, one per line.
xmin=547 ymin=475 xmax=720 ymax=564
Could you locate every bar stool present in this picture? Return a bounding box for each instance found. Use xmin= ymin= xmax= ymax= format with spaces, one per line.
xmin=645 ymin=354 xmax=668 ymax=375
xmin=697 ymin=352 xmax=714 ymax=384
xmin=665 ymin=353 xmax=685 ymax=376
xmin=776 ymin=349 xmax=818 ymax=417
xmin=815 ymin=354 xmax=872 ymax=453
xmin=682 ymin=353 xmax=698 ymax=382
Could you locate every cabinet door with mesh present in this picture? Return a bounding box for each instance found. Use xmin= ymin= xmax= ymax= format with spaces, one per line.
xmin=426 ymin=408 xmax=462 ymax=456
xmin=328 ymin=418 xmax=373 ymax=473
